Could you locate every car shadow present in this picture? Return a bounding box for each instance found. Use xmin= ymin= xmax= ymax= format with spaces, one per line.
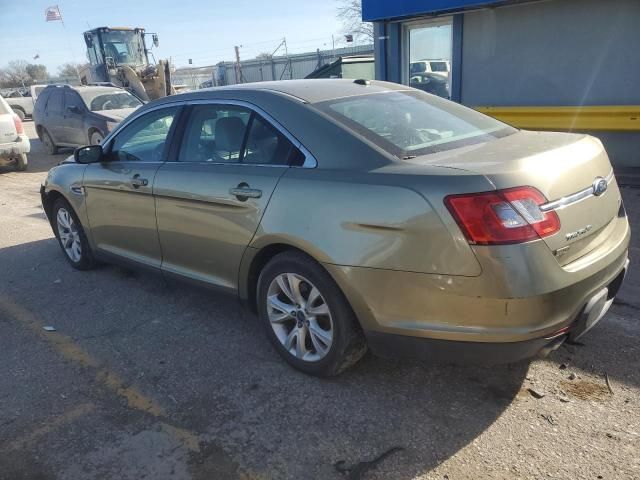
xmin=0 ymin=237 xmax=526 ymax=479
xmin=1 ymin=237 xmax=637 ymax=478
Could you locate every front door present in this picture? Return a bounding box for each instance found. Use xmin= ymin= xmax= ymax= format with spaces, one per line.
xmin=83 ymin=105 xmax=180 ymax=269
xmin=154 ymin=103 xmax=300 ymax=290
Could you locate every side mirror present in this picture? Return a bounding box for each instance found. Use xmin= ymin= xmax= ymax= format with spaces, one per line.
xmin=84 ymin=33 xmax=94 ymax=48
xmin=74 ymin=145 xmax=103 ymax=164
xmin=152 ymin=34 xmax=159 ymax=47
xmin=67 ymin=105 xmax=82 ymax=114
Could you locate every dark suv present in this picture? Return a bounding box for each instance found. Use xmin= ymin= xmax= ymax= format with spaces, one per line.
xmin=33 ymin=85 xmax=143 ymax=154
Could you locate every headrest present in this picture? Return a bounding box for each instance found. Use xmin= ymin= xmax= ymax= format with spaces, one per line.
xmin=215 ymin=116 xmax=245 ymax=153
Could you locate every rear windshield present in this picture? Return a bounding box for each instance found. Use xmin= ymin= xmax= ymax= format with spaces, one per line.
xmin=79 ymin=90 xmax=143 ymax=112
xmin=315 ymin=90 xmax=516 ymax=158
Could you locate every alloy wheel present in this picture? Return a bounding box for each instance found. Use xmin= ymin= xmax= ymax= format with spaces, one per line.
xmin=266 ymin=273 xmax=334 ymax=362
xmin=56 ymin=208 xmax=82 ymax=262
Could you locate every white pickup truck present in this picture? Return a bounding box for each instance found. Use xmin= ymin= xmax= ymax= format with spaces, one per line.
xmin=4 ymin=84 xmax=48 ymax=121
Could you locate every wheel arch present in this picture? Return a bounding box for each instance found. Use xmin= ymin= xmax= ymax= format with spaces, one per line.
xmin=242 ymin=243 xmax=311 ymax=314
xmin=10 ymin=105 xmax=26 ymax=117
xmin=41 ymin=189 xmax=68 ymax=227
xmin=87 ymin=126 xmax=104 ymax=144
xmin=240 ymin=241 xmax=369 ymax=333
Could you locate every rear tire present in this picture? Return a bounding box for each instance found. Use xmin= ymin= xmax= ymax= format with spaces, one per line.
xmin=51 ymin=198 xmax=96 ymax=270
xmin=15 ymin=153 xmax=27 ymax=171
xmin=13 ymin=108 xmax=25 ymax=121
xmin=257 ymin=251 xmax=367 ymax=376
xmin=41 ymin=129 xmax=58 ymax=155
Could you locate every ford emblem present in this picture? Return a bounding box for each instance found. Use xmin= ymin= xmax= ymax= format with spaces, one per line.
xmin=592 ymin=177 xmax=608 ymax=196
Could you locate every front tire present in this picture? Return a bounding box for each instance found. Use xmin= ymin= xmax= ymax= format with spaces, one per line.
xmin=52 ymin=198 xmax=96 ymax=270
xmin=257 ymin=251 xmax=367 ymax=376
xmin=90 ymin=131 xmax=104 ymax=145
xmin=41 ymin=129 xmax=58 ymax=155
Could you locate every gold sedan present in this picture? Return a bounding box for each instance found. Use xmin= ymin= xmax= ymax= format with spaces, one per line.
xmin=41 ymin=79 xmax=630 ymax=376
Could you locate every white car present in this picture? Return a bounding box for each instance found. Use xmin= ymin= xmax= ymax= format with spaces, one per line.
xmin=0 ymin=95 xmax=30 ymax=171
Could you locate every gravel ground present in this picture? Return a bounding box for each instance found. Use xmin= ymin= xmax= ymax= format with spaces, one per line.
xmin=0 ymin=122 xmax=638 ymax=480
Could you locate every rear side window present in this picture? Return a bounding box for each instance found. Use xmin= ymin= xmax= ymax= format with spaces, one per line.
xmin=243 ymin=115 xmax=296 ymax=165
xmin=47 ymin=90 xmax=64 ymax=115
xmin=179 ymin=105 xmax=251 ymax=163
xmin=35 ymin=90 xmax=51 ymax=112
xmin=179 ymin=104 xmax=302 ymax=166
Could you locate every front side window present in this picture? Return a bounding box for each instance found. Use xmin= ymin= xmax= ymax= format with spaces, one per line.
xmin=316 ymin=90 xmax=516 ymax=158
xmin=108 ymin=106 xmax=178 ymax=162
xmin=64 ymin=91 xmax=85 ymax=112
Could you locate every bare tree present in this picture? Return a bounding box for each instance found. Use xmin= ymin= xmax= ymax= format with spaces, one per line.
xmin=1 ymin=60 xmax=32 ymax=87
xmin=26 ymin=64 xmax=48 ymax=82
xmin=336 ymin=0 xmax=374 ymax=43
xmin=58 ymin=62 xmax=88 ymax=78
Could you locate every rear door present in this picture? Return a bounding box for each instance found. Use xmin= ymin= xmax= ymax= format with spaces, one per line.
xmin=43 ymin=89 xmax=65 ymax=142
xmin=154 ymin=102 xmax=303 ymax=290
xmin=83 ymin=105 xmax=181 ymax=268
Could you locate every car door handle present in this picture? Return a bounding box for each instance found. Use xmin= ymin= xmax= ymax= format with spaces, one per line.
xmin=130 ymin=175 xmax=149 ymax=188
xmin=229 ymin=186 xmax=262 ymax=200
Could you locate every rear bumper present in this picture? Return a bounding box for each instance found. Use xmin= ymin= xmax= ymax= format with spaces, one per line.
xmin=366 ymin=331 xmax=567 ymax=365
xmin=0 ymin=134 xmax=30 ymax=157
xmin=363 ymin=261 xmax=627 ymax=364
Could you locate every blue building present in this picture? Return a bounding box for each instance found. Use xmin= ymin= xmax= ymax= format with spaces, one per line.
xmin=363 ymin=0 xmax=640 ymax=167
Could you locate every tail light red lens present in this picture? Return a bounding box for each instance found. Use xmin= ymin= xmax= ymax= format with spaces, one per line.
xmin=444 ymin=186 xmax=560 ymax=245
xmin=13 ymin=114 xmax=24 ymax=135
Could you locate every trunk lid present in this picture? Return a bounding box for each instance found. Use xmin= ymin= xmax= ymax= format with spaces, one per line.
xmin=407 ymin=130 xmax=622 ymax=264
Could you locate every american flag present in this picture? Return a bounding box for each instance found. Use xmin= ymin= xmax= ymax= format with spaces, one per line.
xmin=45 ymin=5 xmax=62 ymax=22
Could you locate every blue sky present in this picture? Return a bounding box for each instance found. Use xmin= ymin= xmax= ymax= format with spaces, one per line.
xmin=0 ymin=0 xmax=350 ymax=74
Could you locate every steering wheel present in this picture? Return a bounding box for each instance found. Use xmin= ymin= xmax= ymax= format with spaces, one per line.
xmin=102 ymin=100 xmax=113 ymax=110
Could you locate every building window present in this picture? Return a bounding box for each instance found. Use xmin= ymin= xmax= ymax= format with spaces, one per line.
xmin=406 ymin=19 xmax=453 ymax=99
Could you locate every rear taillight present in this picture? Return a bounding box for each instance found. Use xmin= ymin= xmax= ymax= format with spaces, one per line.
xmin=444 ymin=186 xmax=560 ymax=245
xmin=13 ymin=114 xmax=24 ymax=135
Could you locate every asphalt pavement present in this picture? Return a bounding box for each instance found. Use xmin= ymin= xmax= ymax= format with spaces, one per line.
xmin=0 ymin=122 xmax=638 ymax=479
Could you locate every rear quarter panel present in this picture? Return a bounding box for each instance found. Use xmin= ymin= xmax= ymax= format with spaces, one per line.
xmin=251 ymin=165 xmax=493 ymax=276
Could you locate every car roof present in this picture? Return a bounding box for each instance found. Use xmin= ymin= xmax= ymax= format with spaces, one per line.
xmin=42 ymin=85 xmax=126 ymax=95
xmin=171 ymin=79 xmax=411 ymax=104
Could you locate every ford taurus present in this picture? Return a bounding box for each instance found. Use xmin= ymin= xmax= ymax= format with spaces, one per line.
xmin=41 ymin=79 xmax=630 ymax=376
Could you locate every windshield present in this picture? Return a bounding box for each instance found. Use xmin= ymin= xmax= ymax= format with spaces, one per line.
xmin=101 ymin=30 xmax=146 ymax=65
xmin=79 ymin=90 xmax=143 ymax=111
xmin=316 ymin=90 xmax=517 ymax=158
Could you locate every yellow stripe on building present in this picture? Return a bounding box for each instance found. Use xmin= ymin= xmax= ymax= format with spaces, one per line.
xmin=474 ymin=106 xmax=640 ymax=132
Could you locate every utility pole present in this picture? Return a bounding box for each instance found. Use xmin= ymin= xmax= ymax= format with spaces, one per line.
xmin=283 ymin=37 xmax=292 ymax=80
xmin=234 ymin=45 xmax=244 ymax=83
xmin=332 ymin=34 xmax=335 ymax=61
